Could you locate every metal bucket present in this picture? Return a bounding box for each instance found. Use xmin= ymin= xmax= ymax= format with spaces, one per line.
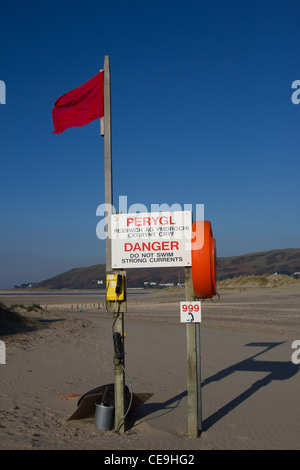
xmin=94 ymin=402 xmax=114 ymax=431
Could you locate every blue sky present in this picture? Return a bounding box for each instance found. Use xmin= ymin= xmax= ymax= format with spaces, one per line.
xmin=0 ymin=0 xmax=299 ymax=288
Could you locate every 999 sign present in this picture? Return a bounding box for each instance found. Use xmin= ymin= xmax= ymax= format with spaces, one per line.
xmin=180 ymin=302 xmax=201 ymax=323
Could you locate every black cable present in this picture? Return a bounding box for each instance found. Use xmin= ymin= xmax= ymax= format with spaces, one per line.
xmin=113 ymin=332 xmax=124 ymax=360
xmin=111 ymin=301 xmax=121 ymax=333
xmin=112 ymin=328 xmax=133 ymax=433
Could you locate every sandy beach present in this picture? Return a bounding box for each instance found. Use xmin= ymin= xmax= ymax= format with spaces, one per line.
xmin=0 ymin=284 xmax=299 ymax=450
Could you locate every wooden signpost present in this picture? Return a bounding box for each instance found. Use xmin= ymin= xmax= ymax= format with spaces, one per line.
xmin=102 ymin=55 xmax=204 ymax=437
xmin=185 ymin=267 xmax=202 ymax=437
xmin=102 ymin=55 xmax=125 ymax=433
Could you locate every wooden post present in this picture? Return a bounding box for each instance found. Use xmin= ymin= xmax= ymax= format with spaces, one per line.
xmin=103 ymin=55 xmax=125 ymax=432
xmin=185 ymin=267 xmax=198 ymax=438
xmin=196 ymin=322 xmax=202 ymax=435
xmin=103 ymin=55 xmax=113 ymax=271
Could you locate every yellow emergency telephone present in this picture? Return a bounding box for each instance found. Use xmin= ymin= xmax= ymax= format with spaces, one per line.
xmin=106 ymin=273 xmax=125 ymax=302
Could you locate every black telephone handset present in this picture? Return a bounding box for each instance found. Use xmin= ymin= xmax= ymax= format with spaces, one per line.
xmin=115 ymin=274 xmax=123 ymax=294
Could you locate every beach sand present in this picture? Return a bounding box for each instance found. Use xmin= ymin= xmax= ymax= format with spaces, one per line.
xmin=0 ymin=284 xmax=299 ymax=450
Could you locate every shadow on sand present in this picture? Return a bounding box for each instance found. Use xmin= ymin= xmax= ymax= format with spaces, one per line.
xmin=0 ymin=303 xmax=65 ymax=336
xmin=202 ymin=341 xmax=299 ymax=431
xmin=132 ymin=342 xmax=299 ymax=432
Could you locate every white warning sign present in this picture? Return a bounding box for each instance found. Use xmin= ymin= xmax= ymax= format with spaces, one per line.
xmin=180 ymin=301 xmax=201 ymax=323
xmin=111 ymin=211 xmax=192 ymax=269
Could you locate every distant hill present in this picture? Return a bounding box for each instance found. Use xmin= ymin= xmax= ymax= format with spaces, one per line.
xmin=33 ymin=248 xmax=300 ymax=290
xmin=217 ymin=248 xmax=300 ymax=279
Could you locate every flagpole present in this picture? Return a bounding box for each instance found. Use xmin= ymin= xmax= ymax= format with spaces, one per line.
xmin=103 ymin=55 xmax=113 ymax=270
xmin=102 ymin=55 xmax=125 ymax=433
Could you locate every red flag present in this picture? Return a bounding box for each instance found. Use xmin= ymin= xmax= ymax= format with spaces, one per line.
xmin=52 ymin=71 xmax=104 ymax=134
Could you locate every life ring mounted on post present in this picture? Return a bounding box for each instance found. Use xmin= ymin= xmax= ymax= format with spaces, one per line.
xmin=191 ymin=220 xmax=217 ymax=299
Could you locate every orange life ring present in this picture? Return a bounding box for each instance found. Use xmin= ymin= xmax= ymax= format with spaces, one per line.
xmin=191 ymin=220 xmax=217 ymax=299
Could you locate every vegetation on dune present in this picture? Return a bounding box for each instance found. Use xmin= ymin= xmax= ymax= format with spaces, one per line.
xmin=217 ymin=274 xmax=300 ymax=289
xmin=10 ymin=303 xmax=43 ymax=312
